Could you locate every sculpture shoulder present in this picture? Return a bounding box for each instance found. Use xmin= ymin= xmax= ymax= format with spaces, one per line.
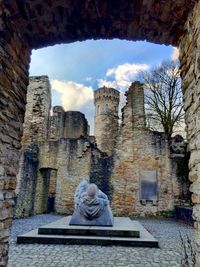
xmin=98 ymin=190 xmax=108 ymax=200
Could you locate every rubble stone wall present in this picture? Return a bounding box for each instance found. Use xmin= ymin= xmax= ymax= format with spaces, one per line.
xmin=0 ymin=1 xmax=198 ymax=266
xmin=15 ymin=76 xmax=51 ymax=200
xmin=16 ymin=77 xmax=92 ymax=216
xmin=34 ymin=138 xmax=109 ymax=214
xmin=15 ymin=144 xmax=39 ymax=218
xmin=49 ymin=109 xmax=89 ymax=140
xmin=21 ymin=76 xmax=51 ymax=146
xmin=0 ymin=14 xmax=30 ymax=266
xmin=36 ymin=138 xmax=92 ymax=214
xmin=179 ymin=1 xmax=200 ymax=264
xmin=111 ymin=83 xmax=178 ymax=216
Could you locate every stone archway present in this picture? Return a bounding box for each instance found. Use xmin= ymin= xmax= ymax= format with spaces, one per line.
xmin=0 ymin=1 xmax=199 ymax=266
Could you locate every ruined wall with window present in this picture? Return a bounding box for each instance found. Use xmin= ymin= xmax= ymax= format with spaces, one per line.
xmin=110 ymin=82 xmax=180 ymax=216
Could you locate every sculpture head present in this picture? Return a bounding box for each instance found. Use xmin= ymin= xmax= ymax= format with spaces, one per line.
xmin=87 ymin=184 xmax=98 ymax=198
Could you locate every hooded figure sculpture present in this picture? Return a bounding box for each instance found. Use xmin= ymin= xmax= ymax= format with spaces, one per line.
xmin=70 ymin=180 xmax=113 ymax=226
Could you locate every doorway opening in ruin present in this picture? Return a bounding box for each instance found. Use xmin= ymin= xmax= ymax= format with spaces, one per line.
xmin=37 ymin=168 xmax=58 ymax=214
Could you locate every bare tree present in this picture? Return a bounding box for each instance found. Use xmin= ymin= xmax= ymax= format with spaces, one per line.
xmin=140 ymin=60 xmax=184 ymax=141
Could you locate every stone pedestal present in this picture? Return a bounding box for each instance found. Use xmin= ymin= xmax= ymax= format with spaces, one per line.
xmin=17 ymin=216 xmax=159 ymax=248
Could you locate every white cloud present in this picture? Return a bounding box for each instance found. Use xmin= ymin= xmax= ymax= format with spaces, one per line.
xmin=50 ymin=63 xmax=150 ymax=134
xmin=51 ymin=80 xmax=95 ymax=134
xmin=171 ymin=47 xmax=179 ymax=61
xmin=98 ymin=63 xmax=149 ymax=93
xmin=97 ymin=79 xmax=117 ymax=89
xmin=51 ymin=80 xmax=93 ymax=110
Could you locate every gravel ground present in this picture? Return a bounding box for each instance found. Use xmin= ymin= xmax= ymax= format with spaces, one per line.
xmin=8 ymin=214 xmax=195 ymax=267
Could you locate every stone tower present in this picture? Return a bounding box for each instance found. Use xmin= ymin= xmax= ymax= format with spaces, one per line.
xmin=94 ymin=86 xmax=120 ymax=155
xmin=125 ymin=81 xmax=146 ymax=129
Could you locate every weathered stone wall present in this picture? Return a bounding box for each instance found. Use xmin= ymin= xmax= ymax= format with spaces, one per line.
xmin=5 ymin=1 xmax=196 ymax=48
xmin=111 ymin=83 xmax=178 ymax=216
xmin=179 ymin=1 xmax=200 ymax=264
xmin=49 ymin=108 xmax=89 ymax=140
xmin=0 ymin=1 xmax=198 ymax=266
xmin=15 ymin=144 xmax=39 ymax=218
xmin=49 ymin=106 xmax=65 ymax=140
xmin=15 ymin=76 xmax=51 ymax=217
xmin=16 ymin=77 xmax=92 ymax=216
xmin=16 ymin=78 xmax=183 ymax=220
xmin=21 ymin=76 xmax=51 ymax=146
xmin=0 ymin=9 xmax=30 ymax=266
xmin=170 ymin=135 xmax=190 ymax=204
xmin=34 ymin=137 xmax=96 ymax=214
xmin=63 ymin=111 xmax=89 ymax=138
xmin=90 ymin=151 xmax=113 ymax=198
xmin=94 ymin=87 xmax=119 ymax=155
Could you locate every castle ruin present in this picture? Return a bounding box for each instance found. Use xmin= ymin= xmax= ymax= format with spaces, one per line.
xmin=1 ymin=1 xmax=200 ymax=265
xmin=15 ymin=76 xmax=185 ymax=218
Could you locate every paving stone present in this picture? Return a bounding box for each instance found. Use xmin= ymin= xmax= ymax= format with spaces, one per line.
xmin=8 ymin=214 xmax=195 ymax=267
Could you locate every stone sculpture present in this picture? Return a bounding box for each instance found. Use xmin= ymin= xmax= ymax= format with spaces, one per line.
xmin=69 ymin=180 xmax=113 ymax=226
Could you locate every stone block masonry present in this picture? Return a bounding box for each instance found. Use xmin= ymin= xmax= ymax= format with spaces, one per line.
xmin=33 ymin=137 xmax=112 ymax=215
xmin=35 ymin=138 xmax=92 ymax=215
xmin=16 ymin=78 xmax=183 ymax=220
xmin=94 ymin=87 xmax=119 ymax=155
xmin=21 ymin=76 xmax=51 ymax=147
xmin=110 ymin=83 xmax=178 ymax=216
xmin=0 ymin=8 xmax=31 ymax=266
xmin=179 ymin=1 xmax=200 ymax=264
xmin=15 ymin=144 xmax=39 ymax=218
xmin=49 ymin=108 xmax=89 ymax=140
xmin=0 ymin=1 xmax=198 ymax=266
xmin=16 ymin=77 xmax=112 ymax=217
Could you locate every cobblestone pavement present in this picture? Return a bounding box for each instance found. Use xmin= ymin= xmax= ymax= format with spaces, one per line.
xmin=8 ymin=215 xmax=195 ymax=267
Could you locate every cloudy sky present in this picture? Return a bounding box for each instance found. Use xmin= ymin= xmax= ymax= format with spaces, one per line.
xmin=29 ymin=39 xmax=179 ymax=134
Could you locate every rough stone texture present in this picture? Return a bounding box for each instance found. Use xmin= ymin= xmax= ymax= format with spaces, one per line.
xmin=36 ymin=138 xmax=93 ymax=215
xmin=90 ymin=151 xmax=113 ymax=198
xmin=111 ymin=83 xmax=178 ymax=216
xmin=21 ymin=76 xmax=51 ymax=146
xmin=34 ymin=137 xmax=112 ymax=216
xmin=16 ymin=77 xmax=93 ymax=217
xmin=15 ymin=77 xmax=51 ymax=200
xmin=49 ymin=108 xmax=89 ymax=140
xmin=94 ymin=87 xmax=119 ymax=155
xmin=15 ymin=144 xmax=39 ymax=218
xmin=15 ymin=76 xmax=51 ymax=217
xmin=0 ymin=7 xmax=30 ymax=265
xmin=16 ymin=79 xmax=182 ymax=220
xmin=4 ymin=1 xmax=196 ymax=48
xmin=0 ymin=1 xmax=198 ymax=265
xmin=179 ymin=1 xmax=200 ymax=265
xmin=16 ymin=78 xmax=118 ymax=219
xmin=170 ymin=135 xmax=190 ymax=204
